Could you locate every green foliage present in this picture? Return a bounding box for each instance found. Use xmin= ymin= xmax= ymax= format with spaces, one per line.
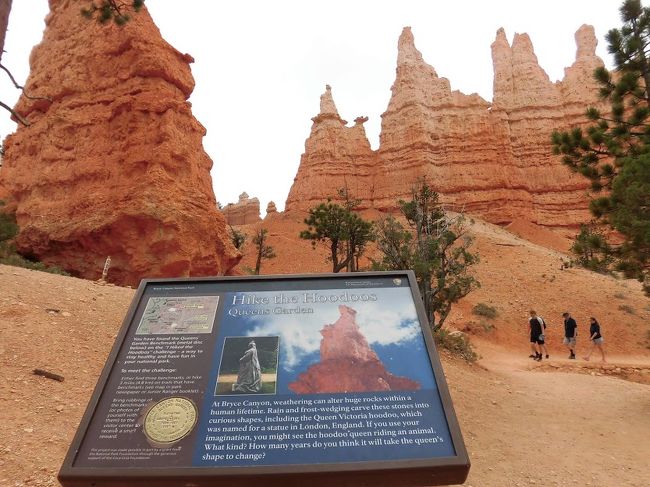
xmin=252 ymin=228 xmax=275 ymax=275
xmin=609 ymin=154 xmax=650 ymax=284
xmin=570 ymin=224 xmax=614 ymax=273
xmin=300 ymin=193 xmax=374 ymax=273
xmin=0 ymin=201 xmax=18 ymax=242
xmin=81 ymin=0 xmax=144 ymax=25
xmin=373 ymin=181 xmax=480 ymax=331
xmin=229 ymin=225 xmax=247 ymax=250
xmin=551 ymin=0 xmax=650 ymax=294
xmin=472 ymin=302 xmax=498 ymax=319
xmin=433 ymin=329 xmax=477 ymax=362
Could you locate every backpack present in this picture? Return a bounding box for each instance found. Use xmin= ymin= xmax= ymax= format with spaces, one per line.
xmin=538 ymin=316 xmax=546 ymax=330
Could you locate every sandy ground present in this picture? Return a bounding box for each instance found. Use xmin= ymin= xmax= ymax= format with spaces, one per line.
xmin=1 ymin=263 xmax=649 ymax=486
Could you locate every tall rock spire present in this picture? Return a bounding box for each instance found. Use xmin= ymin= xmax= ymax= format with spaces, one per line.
xmin=0 ymin=1 xmax=240 ymax=285
xmin=492 ymin=29 xmax=560 ymax=109
xmin=397 ymin=27 xmax=427 ymax=68
xmin=561 ymin=25 xmax=605 ymax=104
xmin=312 ymin=84 xmax=347 ymax=125
xmin=285 ymin=85 xmax=376 ymax=211
xmin=319 ymin=84 xmax=340 ymax=116
xmin=491 ymin=28 xmax=514 ymax=109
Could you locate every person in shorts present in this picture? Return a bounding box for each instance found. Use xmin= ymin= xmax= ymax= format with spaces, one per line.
xmin=528 ymin=310 xmax=546 ymax=361
xmin=562 ymin=312 xmax=577 ymax=359
xmin=584 ymin=317 xmax=606 ymax=362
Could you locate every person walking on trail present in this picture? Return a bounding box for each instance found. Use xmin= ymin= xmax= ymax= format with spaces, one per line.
xmin=562 ymin=312 xmax=578 ymax=359
xmin=528 ymin=310 xmax=548 ymax=361
xmin=584 ymin=317 xmax=606 ymax=363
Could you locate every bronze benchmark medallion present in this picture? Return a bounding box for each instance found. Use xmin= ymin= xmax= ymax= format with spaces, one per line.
xmin=143 ymin=397 xmax=197 ymax=446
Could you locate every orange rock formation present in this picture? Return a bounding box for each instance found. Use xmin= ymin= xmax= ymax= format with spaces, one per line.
xmin=286 ymin=26 xmax=606 ymax=228
xmin=0 ymin=0 xmax=239 ymax=286
xmin=222 ymin=192 xmax=261 ymax=225
xmin=265 ymin=201 xmax=278 ymax=219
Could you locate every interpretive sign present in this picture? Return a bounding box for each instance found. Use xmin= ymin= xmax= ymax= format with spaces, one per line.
xmin=59 ymin=271 xmax=470 ymax=486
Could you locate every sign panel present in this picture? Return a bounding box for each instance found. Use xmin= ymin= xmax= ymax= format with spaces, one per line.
xmin=59 ymin=272 xmax=470 ymax=486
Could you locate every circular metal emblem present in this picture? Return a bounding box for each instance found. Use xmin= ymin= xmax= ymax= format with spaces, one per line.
xmin=143 ymin=397 xmax=197 ymax=445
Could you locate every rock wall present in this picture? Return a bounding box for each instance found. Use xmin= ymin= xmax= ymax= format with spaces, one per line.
xmin=222 ymin=192 xmax=261 ymax=225
xmin=0 ymin=0 xmax=239 ymax=285
xmin=286 ymin=25 xmax=606 ymax=228
xmin=288 ymin=305 xmax=420 ymax=394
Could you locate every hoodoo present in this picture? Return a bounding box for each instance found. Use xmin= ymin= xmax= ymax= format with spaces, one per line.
xmin=285 ymin=26 xmax=607 ymax=228
xmin=0 ymin=1 xmax=239 ymax=285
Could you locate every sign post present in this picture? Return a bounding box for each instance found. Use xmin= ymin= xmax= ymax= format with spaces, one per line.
xmin=59 ymin=271 xmax=470 ymax=486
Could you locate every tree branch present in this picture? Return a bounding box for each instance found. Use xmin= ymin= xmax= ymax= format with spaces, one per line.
xmin=0 ymin=99 xmax=29 ymax=126
xmin=0 ymin=63 xmax=51 ymax=102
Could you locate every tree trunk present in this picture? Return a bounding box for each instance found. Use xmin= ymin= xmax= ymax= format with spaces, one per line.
xmin=0 ymin=0 xmax=12 ymax=64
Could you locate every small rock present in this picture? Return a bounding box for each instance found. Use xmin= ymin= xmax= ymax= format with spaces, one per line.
xmin=61 ymin=311 xmax=71 ymax=317
xmin=23 ymin=428 xmax=33 ymax=433
xmin=55 ymin=405 xmax=64 ymax=412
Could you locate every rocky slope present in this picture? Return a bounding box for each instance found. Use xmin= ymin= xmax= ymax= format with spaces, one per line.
xmin=0 ymin=0 xmax=239 ymax=286
xmin=286 ymin=25 xmax=607 ymax=228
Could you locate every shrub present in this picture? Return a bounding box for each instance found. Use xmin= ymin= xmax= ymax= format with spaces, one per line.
xmin=0 ymin=202 xmax=18 ymax=243
xmin=434 ymin=329 xmax=477 ymax=362
xmin=472 ymin=302 xmax=498 ymax=319
xmin=618 ymin=304 xmax=635 ymax=315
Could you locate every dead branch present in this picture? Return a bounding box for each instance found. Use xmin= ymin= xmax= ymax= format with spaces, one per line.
xmin=0 ymin=63 xmax=51 ymax=102
xmin=0 ymin=99 xmax=29 ymax=126
xmin=33 ymin=368 xmax=65 ymax=382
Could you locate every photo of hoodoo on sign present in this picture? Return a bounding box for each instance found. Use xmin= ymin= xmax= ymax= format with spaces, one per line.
xmin=59 ymin=272 xmax=470 ymax=487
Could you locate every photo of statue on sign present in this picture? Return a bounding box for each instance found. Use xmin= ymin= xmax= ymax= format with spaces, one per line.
xmin=215 ymin=337 xmax=279 ymax=394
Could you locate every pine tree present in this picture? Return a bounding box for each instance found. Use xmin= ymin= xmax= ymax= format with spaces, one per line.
xmin=373 ymin=182 xmax=480 ymax=331
xmin=300 ymin=195 xmax=374 ymax=273
xmin=252 ymin=228 xmax=275 ymax=275
xmin=551 ymin=0 xmax=650 ymax=293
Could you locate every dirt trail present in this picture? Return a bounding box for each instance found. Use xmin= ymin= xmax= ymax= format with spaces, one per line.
xmin=1 ymin=265 xmax=649 ymax=487
xmin=448 ymin=343 xmax=650 ymax=486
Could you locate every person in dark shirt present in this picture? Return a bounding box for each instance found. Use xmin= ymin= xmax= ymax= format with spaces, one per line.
xmin=584 ymin=317 xmax=606 ymax=362
xmin=562 ymin=312 xmax=577 ymax=359
xmin=528 ymin=310 xmax=547 ymax=361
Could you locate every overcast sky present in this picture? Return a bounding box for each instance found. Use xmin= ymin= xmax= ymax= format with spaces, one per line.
xmin=1 ymin=1 xmax=622 ymax=212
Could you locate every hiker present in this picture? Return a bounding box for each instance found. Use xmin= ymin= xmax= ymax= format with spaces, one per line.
xmin=584 ymin=317 xmax=606 ymax=363
xmin=528 ymin=310 xmax=548 ymax=361
xmin=562 ymin=312 xmax=578 ymax=359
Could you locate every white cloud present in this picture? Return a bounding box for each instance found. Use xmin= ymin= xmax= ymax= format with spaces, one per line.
xmin=242 ymin=287 xmax=422 ymax=370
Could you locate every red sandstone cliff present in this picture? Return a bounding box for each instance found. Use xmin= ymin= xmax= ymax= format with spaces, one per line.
xmin=288 ymin=305 xmax=420 ymax=394
xmin=0 ymin=0 xmax=239 ymax=285
xmin=285 ymin=26 xmax=606 ymax=228
xmin=222 ymin=192 xmax=261 ymax=225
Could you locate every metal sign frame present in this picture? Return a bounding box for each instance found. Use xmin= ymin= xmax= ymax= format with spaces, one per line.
xmin=59 ymin=271 xmax=470 ymax=486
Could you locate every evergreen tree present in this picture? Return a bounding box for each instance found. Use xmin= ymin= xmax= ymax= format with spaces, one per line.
xmin=570 ymin=224 xmax=614 ymax=273
xmin=300 ymin=196 xmax=374 ymax=273
xmin=81 ymin=0 xmax=145 ymax=26
xmin=373 ymin=182 xmax=480 ymax=331
xmin=252 ymin=228 xmax=275 ymax=275
xmin=551 ymin=0 xmax=650 ymax=293
xmin=229 ymin=225 xmax=247 ymax=251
